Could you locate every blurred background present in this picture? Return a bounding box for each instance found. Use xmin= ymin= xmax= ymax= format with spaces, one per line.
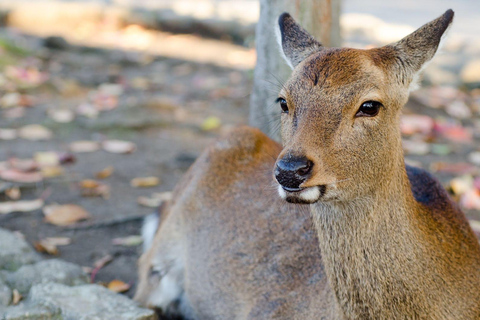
xmin=0 ymin=0 xmax=479 ymax=314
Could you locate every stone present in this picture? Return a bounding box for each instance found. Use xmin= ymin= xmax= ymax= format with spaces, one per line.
xmin=0 ymin=276 xmax=12 ymax=306
xmin=29 ymin=283 xmax=156 ymax=320
xmin=0 ymin=228 xmax=41 ymax=271
xmin=5 ymin=259 xmax=89 ymax=296
xmin=0 ymin=302 xmax=59 ymax=320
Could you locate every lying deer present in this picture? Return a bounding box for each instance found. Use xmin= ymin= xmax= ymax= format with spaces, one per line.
xmin=135 ymin=9 xmax=480 ymax=319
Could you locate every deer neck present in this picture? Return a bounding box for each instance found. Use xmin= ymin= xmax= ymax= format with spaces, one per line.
xmin=311 ymin=161 xmax=430 ymax=319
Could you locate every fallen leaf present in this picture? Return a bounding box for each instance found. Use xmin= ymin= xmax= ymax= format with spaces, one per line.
xmin=431 ymin=162 xmax=478 ymax=175
xmin=430 ymin=144 xmax=451 ymax=155
xmin=1 ymin=92 xmax=20 ymax=108
xmin=434 ymin=122 xmax=472 ymax=143
xmin=0 ymin=128 xmax=17 ymax=140
xmin=402 ymin=140 xmax=430 ymax=155
xmin=400 ymin=115 xmax=434 ymax=135
xmin=76 ymin=103 xmax=99 ymax=118
xmin=3 ymin=107 xmax=25 ymax=119
xmin=0 ymin=199 xmax=44 ymax=215
xmin=95 ymin=166 xmax=114 ymax=179
xmin=80 ymin=179 xmax=100 ymax=189
xmin=9 ymin=158 xmax=37 ymax=172
xmin=47 ymin=109 xmax=75 ymax=123
xmin=41 ymin=166 xmax=64 ymax=178
xmin=445 ymin=100 xmax=472 ymax=119
xmin=5 ymin=187 xmax=21 ymax=200
xmin=201 ymin=116 xmax=221 ymax=131
xmin=0 ymin=170 xmax=43 ymax=183
xmin=80 ymin=182 xmax=110 ymax=199
xmin=468 ymin=152 xmax=480 ymax=166
xmin=43 ymin=204 xmax=91 ymax=226
xmin=69 ymin=141 xmax=100 ymax=153
xmin=107 ymin=280 xmax=131 ymax=293
xmin=12 ymin=289 xmax=21 ymax=305
xmin=112 ymin=235 xmax=143 ymax=246
xmin=137 ymin=191 xmax=172 ymax=208
xmin=91 ymin=254 xmax=113 ymax=283
xmin=34 ymin=237 xmax=71 ymax=255
xmin=102 ymin=140 xmax=136 ymax=154
xmin=460 ymin=190 xmax=480 ymax=210
xmin=450 ymin=175 xmax=473 ymax=195
xmin=131 ymin=177 xmax=160 ymax=188
xmin=18 ymin=124 xmax=53 ymax=141
xmin=34 ymin=152 xmax=59 ymax=167
xmin=469 ymin=220 xmax=480 ymax=234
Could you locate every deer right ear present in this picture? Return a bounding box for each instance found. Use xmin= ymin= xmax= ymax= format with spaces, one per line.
xmin=277 ymin=13 xmax=323 ymax=69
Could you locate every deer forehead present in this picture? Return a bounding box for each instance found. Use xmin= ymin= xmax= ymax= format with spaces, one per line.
xmin=284 ymin=48 xmax=393 ymax=111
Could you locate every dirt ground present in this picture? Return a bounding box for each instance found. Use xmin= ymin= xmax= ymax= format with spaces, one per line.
xmin=1 ymin=29 xmax=480 ymax=299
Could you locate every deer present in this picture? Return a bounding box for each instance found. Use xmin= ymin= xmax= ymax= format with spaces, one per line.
xmin=135 ymin=9 xmax=480 ymax=319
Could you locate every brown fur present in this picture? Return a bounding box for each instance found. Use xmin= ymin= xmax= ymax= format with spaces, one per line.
xmin=136 ymin=10 xmax=480 ymax=319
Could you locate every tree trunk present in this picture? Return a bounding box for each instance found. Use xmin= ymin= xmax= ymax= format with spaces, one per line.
xmin=249 ymin=0 xmax=341 ymax=141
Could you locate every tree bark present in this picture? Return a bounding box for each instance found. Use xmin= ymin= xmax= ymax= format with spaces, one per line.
xmin=249 ymin=0 xmax=341 ymax=141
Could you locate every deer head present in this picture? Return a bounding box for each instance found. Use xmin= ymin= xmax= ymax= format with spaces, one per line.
xmin=274 ymin=10 xmax=453 ymax=204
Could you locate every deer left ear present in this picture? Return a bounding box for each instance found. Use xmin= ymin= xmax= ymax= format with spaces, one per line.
xmin=389 ymin=9 xmax=454 ymax=88
xmin=277 ymin=13 xmax=323 ymax=69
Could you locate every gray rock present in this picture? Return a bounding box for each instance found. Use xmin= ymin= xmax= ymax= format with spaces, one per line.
xmin=0 ymin=276 xmax=12 ymax=306
xmin=5 ymin=260 xmax=89 ymax=296
xmin=29 ymin=283 xmax=156 ymax=320
xmin=0 ymin=302 xmax=60 ymax=320
xmin=0 ymin=228 xmax=41 ymax=271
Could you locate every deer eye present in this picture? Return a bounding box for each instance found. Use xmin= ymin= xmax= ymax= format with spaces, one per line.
xmin=276 ymin=98 xmax=289 ymax=114
xmin=356 ymin=101 xmax=382 ymax=117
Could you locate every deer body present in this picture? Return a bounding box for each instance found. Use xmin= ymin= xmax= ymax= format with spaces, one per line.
xmin=136 ymin=10 xmax=480 ymax=319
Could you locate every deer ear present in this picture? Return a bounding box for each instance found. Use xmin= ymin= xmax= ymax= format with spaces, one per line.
xmin=390 ymin=9 xmax=454 ymax=88
xmin=277 ymin=13 xmax=323 ymax=69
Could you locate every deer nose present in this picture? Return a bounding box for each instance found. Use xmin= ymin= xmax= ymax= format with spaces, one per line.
xmin=275 ymin=156 xmax=313 ymax=191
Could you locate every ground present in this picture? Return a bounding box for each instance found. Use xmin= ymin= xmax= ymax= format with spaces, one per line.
xmin=0 ymin=20 xmax=480 ymax=306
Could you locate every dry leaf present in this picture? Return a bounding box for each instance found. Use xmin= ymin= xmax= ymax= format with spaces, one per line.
xmin=0 ymin=199 xmax=44 ymax=215
xmin=81 ymin=183 xmax=110 ymax=199
xmin=0 ymin=128 xmax=17 ymax=140
xmin=18 ymin=124 xmax=53 ymax=141
xmin=450 ymin=175 xmax=473 ymax=195
xmin=400 ymin=115 xmax=434 ymax=135
xmin=91 ymin=254 xmax=114 ymax=283
xmin=12 ymin=289 xmax=22 ymax=305
xmin=34 ymin=237 xmax=72 ymax=255
xmin=34 ymin=152 xmax=60 ymax=167
xmin=80 ymin=179 xmax=100 ymax=189
xmin=69 ymin=141 xmax=100 ymax=153
xmin=460 ymin=190 xmax=480 ymax=210
xmin=43 ymin=204 xmax=91 ymax=226
xmin=76 ymin=103 xmax=99 ymax=118
xmin=47 ymin=109 xmax=75 ymax=123
xmin=469 ymin=220 xmax=480 ymax=234
xmin=0 ymin=170 xmax=43 ymax=183
xmin=137 ymin=191 xmax=172 ymax=208
xmin=95 ymin=166 xmax=114 ymax=179
xmin=112 ymin=235 xmax=143 ymax=246
xmin=107 ymin=280 xmax=131 ymax=293
xmin=201 ymin=116 xmax=221 ymax=131
xmin=9 ymin=158 xmax=38 ymax=172
xmin=102 ymin=140 xmax=136 ymax=154
xmin=131 ymin=177 xmax=160 ymax=188
xmin=431 ymin=162 xmax=478 ymax=175
xmin=41 ymin=166 xmax=64 ymax=178
xmin=5 ymin=187 xmax=21 ymax=200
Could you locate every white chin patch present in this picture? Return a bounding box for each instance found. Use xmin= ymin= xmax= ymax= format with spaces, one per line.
xmin=277 ymin=185 xmax=320 ymax=203
xmin=278 ymin=185 xmax=287 ymax=199
xmin=298 ymin=187 xmax=320 ymax=202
